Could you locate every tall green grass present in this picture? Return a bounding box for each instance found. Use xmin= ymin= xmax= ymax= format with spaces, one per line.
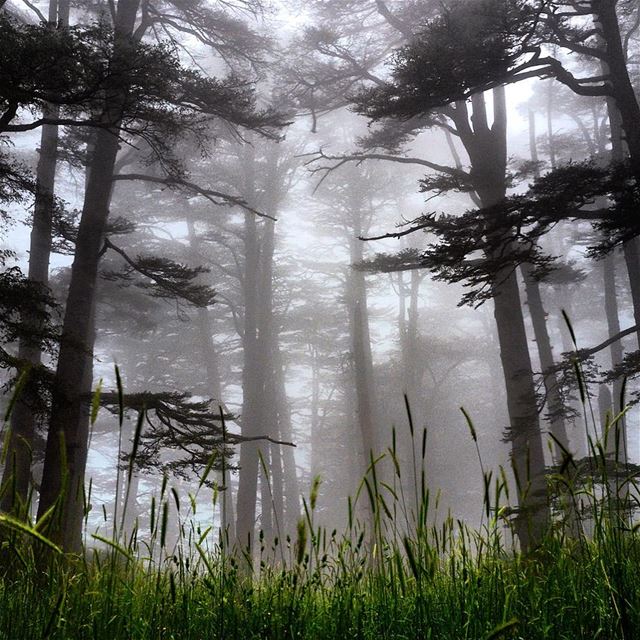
xmin=1 ymin=356 xmax=640 ymax=638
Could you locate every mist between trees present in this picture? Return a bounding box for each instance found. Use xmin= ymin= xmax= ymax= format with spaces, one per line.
xmin=1 ymin=0 xmax=640 ymax=576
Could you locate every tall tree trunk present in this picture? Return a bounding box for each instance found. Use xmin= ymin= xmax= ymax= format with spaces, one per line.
xmin=597 ymin=7 xmax=640 ymax=347
xmin=523 ymin=113 xmax=569 ymax=459
xmin=455 ymin=88 xmax=549 ymax=550
xmin=36 ymin=0 xmax=141 ymax=552
xmin=397 ymin=269 xmax=423 ymax=514
xmin=235 ymin=203 xmax=262 ymax=554
xmin=546 ymin=81 xmax=557 ymax=170
xmin=186 ymin=218 xmax=236 ymax=539
xmin=348 ymin=233 xmax=378 ymax=470
xmin=235 ymin=144 xmax=283 ymax=555
xmin=256 ymin=217 xmax=278 ymax=544
xmin=602 ymin=254 xmax=625 ymax=424
xmin=595 ymin=1 xmax=640 ymax=174
xmin=274 ymin=343 xmax=300 ymax=534
xmin=521 ymin=264 xmax=570 ymax=457
xmin=0 ymin=0 xmax=69 ymax=518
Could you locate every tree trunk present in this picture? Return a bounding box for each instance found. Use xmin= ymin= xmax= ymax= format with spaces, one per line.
xmin=274 ymin=343 xmax=300 ymax=534
xmin=596 ymin=5 xmax=640 ymax=347
xmin=397 ymin=269 xmax=423 ymax=514
xmin=186 ymin=218 xmax=236 ymax=539
xmin=603 ymin=254 xmax=624 ymax=404
xmin=595 ymin=0 xmax=640 ymax=174
xmin=348 ymin=234 xmax=378 ymax=468
xmin=36 ymin=0 xmax=141 ymax=552
xmin=234 ymin=204 xmax=262 ymax=555
xmin=454 ymin=88 xmax=549 ymax=550
xmin=522 ymin=118 xmax=569 ymax=459
xmin=0 ymin=0 xmax=69 ymax=519
xmin=235 ymin=142 xmax=291 ymax=555
xmin=521 ymin=264 xmax=570 ymax=457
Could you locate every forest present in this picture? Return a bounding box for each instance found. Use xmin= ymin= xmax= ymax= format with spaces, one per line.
xmin=1 ymin=0 xmax=640 ymax=638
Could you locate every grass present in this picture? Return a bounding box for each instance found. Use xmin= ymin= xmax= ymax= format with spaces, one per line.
xmin=1 ymin=412 xmax=639 ymax=640
xmin=1 ymin=351 xmax=639 ymax=639
xmin=1 ymin=510 xmax=639 ymax=639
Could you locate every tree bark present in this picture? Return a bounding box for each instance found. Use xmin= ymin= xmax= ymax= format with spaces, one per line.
xmin=603 ymin=254 xmax=625 ymax=403
xmin=454 ymin=88 xmax=549 ymax=550
xmin=594 ymin=0 xmax=640 ymax=174
xmin=234 ymin=202 xmax=262 ymax=554
xmin=522 ymin=114 xmax=570 ymax=459
xmin=0 ymin=0 xmax=69 ymax=519
xmin=522 ymin=264 xmax=570 ymax=457
xmin=235 ymin=143 xmax=288 ymax=554
xmin=274 ymin=343 xmax=300 ymax=533
xmin=595 ymin=3 xmax=640 ymax=347
xmin=348 ymin=232 xmax=378 ymax=469
xmin=36 ymin=0 xmax=141 ymax=552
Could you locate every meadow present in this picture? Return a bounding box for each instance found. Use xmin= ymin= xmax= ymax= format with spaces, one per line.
xmin=1 ymin=407 xmax=638 ymax=640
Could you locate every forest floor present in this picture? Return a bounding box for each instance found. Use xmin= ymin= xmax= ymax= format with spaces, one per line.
xmin=1 ymin=506 xmax=639 ymax=640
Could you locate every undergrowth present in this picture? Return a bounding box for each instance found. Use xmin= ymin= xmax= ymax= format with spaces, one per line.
xmin=1 ymin=352 xmax=639 ymax=639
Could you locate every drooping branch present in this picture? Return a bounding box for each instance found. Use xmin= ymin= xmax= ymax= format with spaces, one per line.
xmin=103 ymin=237 xmax=216 ymax=308
xmin=304 ymin=147 xmax=470 ymax=191
xmin=112 ymin=173 xmax=276 ymax=220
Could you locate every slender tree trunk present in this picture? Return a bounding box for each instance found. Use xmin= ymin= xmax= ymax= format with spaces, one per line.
xmin=522 ymin=115 xmax=569 ymax=459
xmin=348 ymin=234 xmax=378 ymax=468
xmin=235 ymin=145 xmax=282 ymax=554
xmin=235 ymin=203 xmax=262 ymax=555
xmin=522 ymin=264 xmax=570 ymax=456
xmin=274 ymin=344 xmax=300 ymax=533
xmin=256 ymin=217 xmax=278 ymax=544
xmin=0 ymin=0 xmax=69 ymax=518
xmin=186 ymin=218 xmax=236 ymax=539
xmin=259 ymin=446 xmax=273 ymax=542
xmin=36 ymin=0 xmax=141 ymax=552
xmin=455 ymin=88 xmax=549 ymax=550
xmin=546 ymin=82 xmax=557 ymax=170
xmin=603 ymin=254 xmax=625 ymax=410
xmin=596 ymin=7 xmax=640 ymax=347
xmin=269 ymin=437 xmax=285 ymax=538
xmin=397 ymin=269 xmax=423 ymax=513
xmin=309 ymin=340 xmax=321 ymax=480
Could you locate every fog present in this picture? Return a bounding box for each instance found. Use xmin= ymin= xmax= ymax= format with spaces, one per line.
xmin=1 ymin=0 xmax=639 ymax=560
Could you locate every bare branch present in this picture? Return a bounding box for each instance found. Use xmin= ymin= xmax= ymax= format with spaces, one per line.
xmin=112 ymin=173 xmax=276 ymax=220
xmin=374 ymin=0 xmax=413 ymax=38
xmin=574 ymin=325 xmax=638 ymax=360
xmin=20 ymin=0 xmax=47 ymax=22
xmin=303 ymin=148 xmax=470 ymax=192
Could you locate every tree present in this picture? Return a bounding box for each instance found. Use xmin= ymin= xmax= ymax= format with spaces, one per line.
xmin=290 ymin=0 xmax=566 ymax=548
xmin=28 ymin=0 xmax=283 ymax=552
xmin=0 ymin=0 xmax=71 ymax=519
xmin=355 ymin=0 xmax=640 ymax=343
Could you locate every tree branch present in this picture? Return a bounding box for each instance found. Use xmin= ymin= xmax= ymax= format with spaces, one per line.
xmin=112 ymin=173 xmax=276 ymax=220
xmin=574 ymin=325 xmax=638 ymax=360
xmin=374 ymin=0 xmax=413 ymax=38
xmin=303 ymin=148 xmax=469 ymax=191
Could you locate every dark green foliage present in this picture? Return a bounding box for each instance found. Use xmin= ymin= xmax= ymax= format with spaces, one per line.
xmin=360 ymin=161 xmax=639 ymax=306
xmin=0 ymin=267 xmax=56 ymax=349
xmin=355 ymin=0 xmax=537 ymax=120
xmin=0 ymin=14 xmax=284 ymax=141
xmin=0 ymin=15 xmax=109 ymax=129
xmin=102 ymin=246 xmax=217 ymax=309
xmin=98 ymin=391 xmax=235 ymax=481
xmin=0 ymin=151 xmax=34 ymax=219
